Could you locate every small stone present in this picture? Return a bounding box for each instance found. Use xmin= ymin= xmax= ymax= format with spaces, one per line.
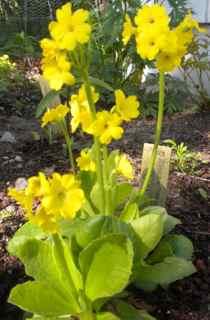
xmin=0 ymin=131 xmax=16 ymax=143
xmin=5 ymin=205 xmax=15 ymax=214
xmin=15 ymin=177 xmax=27 ymax=190
xmin=17 ymin=163 xmax=23 ymax=169
xmin=14 ymin=155 xmax=23 ymax=162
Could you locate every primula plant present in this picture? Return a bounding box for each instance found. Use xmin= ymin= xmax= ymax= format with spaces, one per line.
xmin=8 ymin=3 xmax=202 ymax=320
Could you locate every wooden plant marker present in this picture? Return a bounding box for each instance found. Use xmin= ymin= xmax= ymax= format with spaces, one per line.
xmin=38 ymin=75 xmax=61 ymax=107
xmin=38 ymin=76 xmax=62 ymax=142
xmin=140 ymin=143 xmax=172 ymax=206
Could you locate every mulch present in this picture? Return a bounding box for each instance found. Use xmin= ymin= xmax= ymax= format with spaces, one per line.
xmin=0 ymin=111 xmax=209 ymax=320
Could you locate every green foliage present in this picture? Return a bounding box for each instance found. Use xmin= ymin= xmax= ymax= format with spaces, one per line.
xmin=180 ymin=33 xmax=210 ymax=111
xmin=116 ymin=301 xmax=156 ymax=320
xmin=8 ymin=229 xmax=134 ymax=319
xmin=36 ymin=90 xmax=60 ymax=118
xmin=0 ymin=54 xmax=22 ymax=92
xmin=164 ymin=139 xmax=201 ymax=174
xmin=167 ymin=0 xmax=190 ymax=25
xmin=0 ymin=31 xmax=39 ymax=58
xmin=140 ymin=74 xmax=191 ymax=117
xmin=0 ymin=54 xmax=40 ymax=115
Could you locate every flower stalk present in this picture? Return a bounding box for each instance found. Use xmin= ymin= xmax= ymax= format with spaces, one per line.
xmin=139 ymin=72 xmax=165 ymax=200
xmin=81 ymin=69 xmax=106 ymax=214
xmin=60 ymin=120 xmax=75 ymax=173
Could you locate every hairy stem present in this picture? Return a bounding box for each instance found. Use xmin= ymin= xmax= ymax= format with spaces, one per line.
xmin=60 ymin=120 xmax=75 ymax=173
xmin=139 ymin=72 xmax=165 ymax=200
xmin=82 ymin=69 xmax=106 ymax=214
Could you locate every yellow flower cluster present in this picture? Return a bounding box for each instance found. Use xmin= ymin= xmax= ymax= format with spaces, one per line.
xmin=0 ymin=54 xmax=16 ymax=70
xmin=70 ymin=85 xmax=99 ymax=133
xmin=122 ymin=4 xmax=203 ymax=72
xmin=76 ymin=149 xmax=96 ymax=172
xmin=8 ymin=172 xmax=85 ymax=233
xmin=76 ymin=148 xmax=134 ymax=180
xmin=69 ymin=86 xmax=139 ymax=145
xmin=40 ymin=3 xmax=91 ymax=90
xmin=115 ymin=154 xmax=134 ymax=180
xmin=41 ymin=104 xmax=69 ymax=127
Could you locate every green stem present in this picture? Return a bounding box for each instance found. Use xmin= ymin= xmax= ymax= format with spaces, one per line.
xmin=60 ymin=120 xmax=75 ymax=173
xmin=52 ymin=234 xmax=78 ymax=300
xmin=80 ymin=309 xmax=95 ymax=320
xmin=81 ymin=69 xmax=106 ymax=214
xmin=103 ymin=145 xmax=110 ymax=215
xmin=139 ymin=72 xmax=165 ymax=200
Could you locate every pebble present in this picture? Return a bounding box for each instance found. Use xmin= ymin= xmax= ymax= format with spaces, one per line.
xmin=0 ymin=131 xmax=16 ymax=143
xmin=14 ymin=155 xmax=23 ymax=162
xmin=15 ymin=177 xmax=27 ymax=190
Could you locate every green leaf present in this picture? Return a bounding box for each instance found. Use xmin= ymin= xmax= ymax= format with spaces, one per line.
xmin=9 ymin=237 xmax=82 ymax=315
xmin=131 ymin=213 xmax=164 ymax=258
xmin=121 ymin=203 xmax=139 ymax=222
xmin=59 ymin=218 xmax=85 ymax=239
xmin=9 ymin=281 xmax=72 ymax=317
xmin=91 ymin=183 xmax=104 ymax=213
xmin=26 ymin=316 xmax=67 ymax=320
xmin=76 ymin=216 xmax=106 ymax=248
xmin=135 ymin=257 xmax=196 ymax=291
xmin=107 ymin=150 xmax=119 ymax=175
xmin=89 ymin=76 xmax=114 ymax=92
xmin=165 ymin=234 xmax=194 ymax=260
xmin=146 ymin=240 xmax=173 ymax=265
xmin=79 ymin=171 xmax=97 ymax=199
xmin=112 ymin=183 xmax=133 ymax=210
xmin=139 ymin=206 xmax=181 ymax=235
xmin=74 ymin=216 xmax=140 ymax=264
xmin=36 ymin=90 xmax=60 ymax=118
xmin=116 ymin=301 xmax=156 ymax=320
xmin=79 ymin=234 xmax=133 ymax=302
xmin=8 ymin=222 xmax=46 ymax=257
xmin=139 ymin=206 xmax=167 ymax=218
xmin=163 ymin=215 xmax=181 ymax=234
xmin=96 ymin=312 xmax=120 ymax=320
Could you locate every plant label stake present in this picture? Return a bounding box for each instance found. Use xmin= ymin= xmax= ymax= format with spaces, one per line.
xmin=140 ymin=143 xmax=172 ymax=206
xmin=38 ymin=75 xmax=61 ymax=107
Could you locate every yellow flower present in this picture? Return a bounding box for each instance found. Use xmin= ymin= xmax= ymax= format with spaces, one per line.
xmin=70 ymin=85 xmax=99 ymax=133
xmin=49 ymin=3 xmax=91 ymax=51
xmin=25 ymin=172 xmax=49 ymax=197
xmin=40 ymin=38 xmax=61 ymax=62
xmin=136 ymin=27 xmax=166 ymax=60
xmin=156 ymin=51 xmax=182 ymax=72
xmin=115 ymin=154 xmax=134 ymax=180
xmin=42 ymin=173 xmax=85 ymax=219
xmin=41 ymin=104 xmax=69 ymax=127
xmin=76 ymin=149 xmax=96 ymax=172
xmin=8 ymin=172 xmax=85 ymax=233
xmin=112 ymin=89 xmax=140 ymax=122
xmin=122 ymin=14 xmax=136 ymax=45
xmin=42 ymin=54 xmax=75 ymax=91
xmin=175 ymin=13 xmax=205 ymax=48
xmin=88 ymin=111 xmax=123 ymax=145
xmin=135 ymin=4 xmax=169 ymax=32
xmin=30 ymin=206 xmax=58 ymax=234
xmin=8 ymin=188 xmax=33 ymax=217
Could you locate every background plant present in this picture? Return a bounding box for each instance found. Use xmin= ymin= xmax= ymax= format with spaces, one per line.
xmin=140 ymin=74 xmax=191 ymax=117
xmin=180 ymin=33 xmax=210 ymax=111
xmin=164 ymin=139 xmax=201 ymax=174
xmin=0 ymin=54 xmax=41 ymax=116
